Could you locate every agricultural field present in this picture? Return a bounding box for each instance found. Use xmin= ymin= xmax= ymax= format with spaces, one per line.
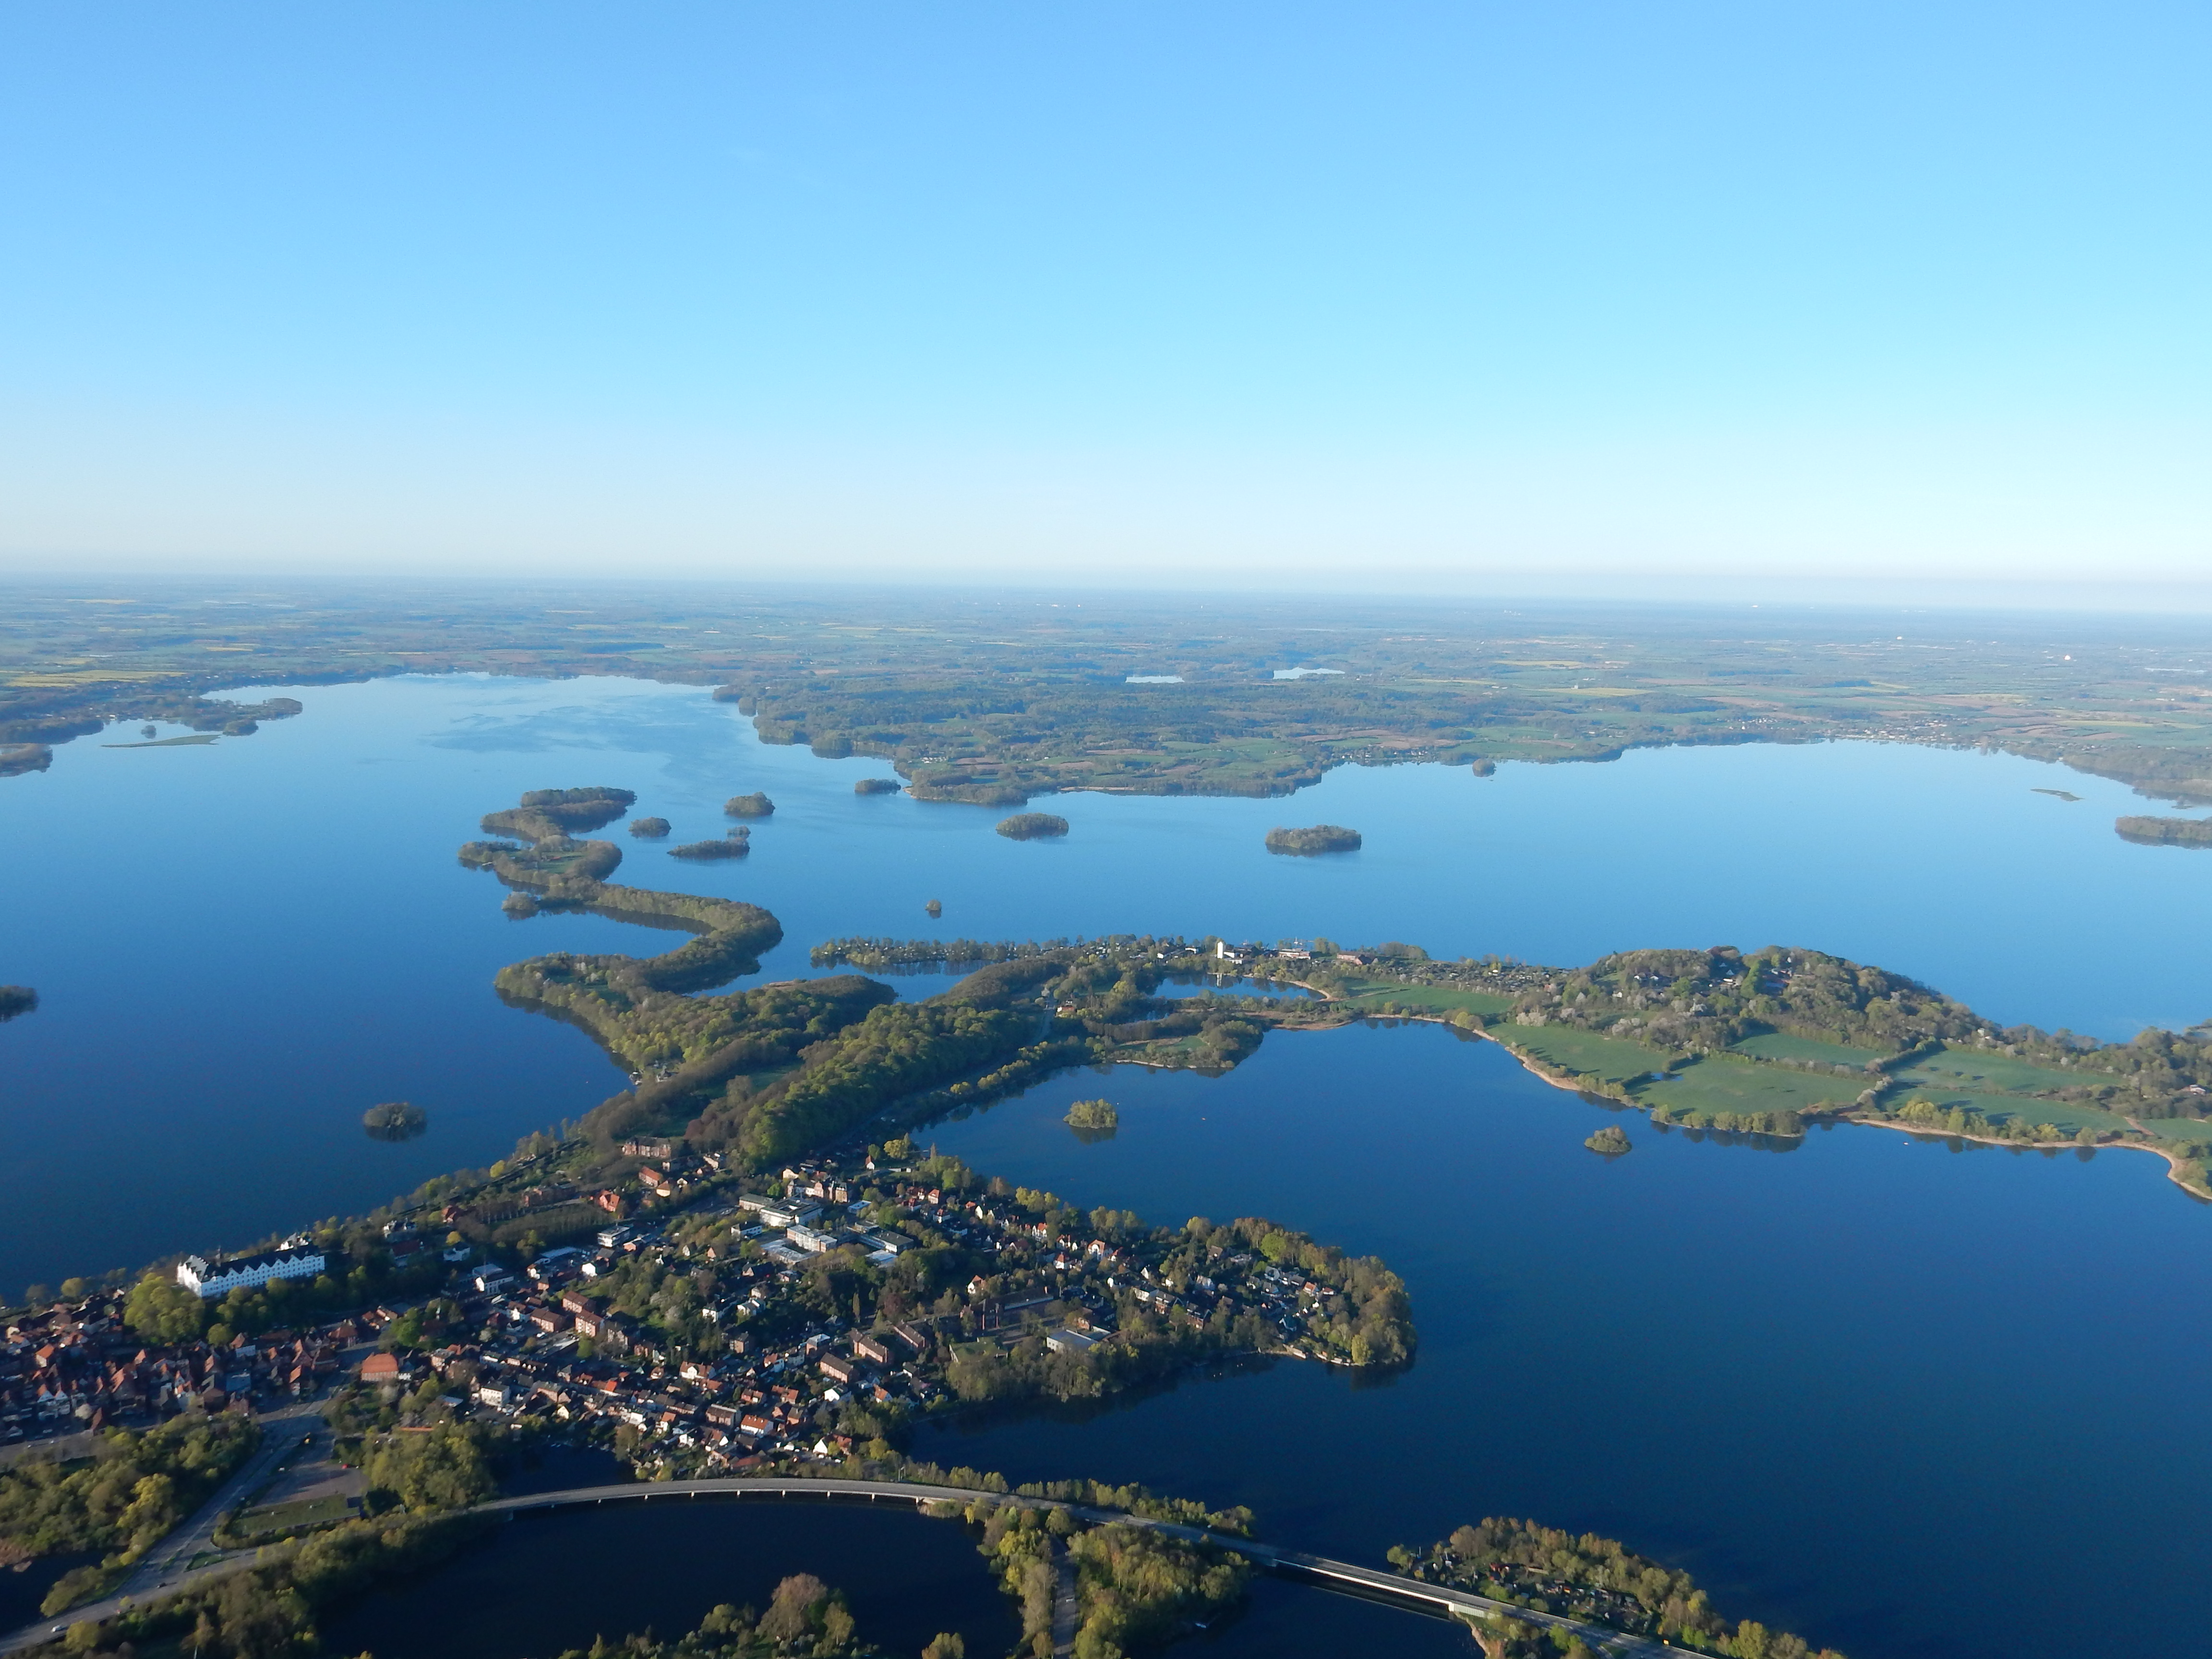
xmin=1629 ymin=1054 xmax=1869 ymax=1117
xmin=1889 ymin=1047 xmax=2086 ymax=1096
xmin=1491 ymin=1024 xmax=1675 ymax=1087
xmin=1729 ymin=1032 xmax=1893 ymax=1067
xmin=1335 ymin=979 xmax=1516 ymax=1018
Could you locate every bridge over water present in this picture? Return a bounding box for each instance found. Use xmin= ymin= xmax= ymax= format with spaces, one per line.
xmin=484 ymin=1476 xmax=1667 ymax=1656
xmin=3 ymin=1474 xmax=1665 ymax=1657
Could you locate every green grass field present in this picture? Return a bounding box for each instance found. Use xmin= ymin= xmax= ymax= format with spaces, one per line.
xmin=1729 ymin=1032 xmax=1892 ymax=1067
xmin=1493 ymin=1025 xmax=1674 ymax=1085
xmin=231 ymin=1493 xmax=354 ymax=1538
xmin=1889 ymin=1046 xmax=2086 ymax=1096
xmin=1629 ymin=1054 xmax=1868 ymax=1116
xmin=1336 ymin=979 xmax=1515 ymax=1018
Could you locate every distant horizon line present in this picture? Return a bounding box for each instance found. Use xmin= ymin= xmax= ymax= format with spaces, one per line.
xmin=4 ymin=566 xmax=2212 ymax=620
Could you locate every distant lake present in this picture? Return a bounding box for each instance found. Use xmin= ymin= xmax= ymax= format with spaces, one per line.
xmin=2 ymin=670 xmax=2207 ymax=1292
xmin=5 ymin=671 xmax=2210 ymax=1659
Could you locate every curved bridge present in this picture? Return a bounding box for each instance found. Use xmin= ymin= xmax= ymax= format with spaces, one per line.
xmin=481 ymin=1476 xmax=1666 ymax=1655
xmin=3 ymin=1474 xmax=1664 ymax=1656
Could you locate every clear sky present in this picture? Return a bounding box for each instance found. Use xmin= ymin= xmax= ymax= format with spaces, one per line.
xmin=1 ymin=2 xmax=2205 ymax=594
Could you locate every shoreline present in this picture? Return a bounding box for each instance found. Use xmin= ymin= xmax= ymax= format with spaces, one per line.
xmin=1215 ymin=993 xmax=2212 ymax=1201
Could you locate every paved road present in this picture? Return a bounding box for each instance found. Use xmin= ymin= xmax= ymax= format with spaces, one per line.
xmin=125 ymin=1403 xmax=325 ymax=1600
xmin=1050 ymin=1539 xmax=1076 ymax=1658
xmin=3 ymin=1472 xmax=1665 ymax=1657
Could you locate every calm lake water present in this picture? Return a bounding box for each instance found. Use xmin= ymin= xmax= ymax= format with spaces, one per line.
xmin=4 ymin=672 xmax=2211 ymax=1657
xmin=914 ymin=1025 xmax=2212 ymax=1659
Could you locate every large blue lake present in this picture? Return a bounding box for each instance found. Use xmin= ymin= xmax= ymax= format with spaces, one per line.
xmin=4 ymin=672 xmax=2210 ymax=1658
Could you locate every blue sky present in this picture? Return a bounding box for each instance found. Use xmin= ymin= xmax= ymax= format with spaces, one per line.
xmin=1 ymin=2 xmax=2205 ymax=592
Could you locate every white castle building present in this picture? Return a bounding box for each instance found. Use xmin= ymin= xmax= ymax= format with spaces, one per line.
xmin=176 ymin=1243 xmax=328 ymax=1299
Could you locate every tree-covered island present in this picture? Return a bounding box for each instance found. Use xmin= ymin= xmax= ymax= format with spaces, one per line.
xmin=672 ymin=828 xmax=752 ymax=859
xmin=0 ymin=985 xmax=36 ymax=1022
xmin=630 ymin=815 xmax=673 ymax=838
xmin=1065 ymin=1098 xmax=1118 ymax=1130
xmin=726 ymin=791 xmax=776 ymax=818
xmin=996 ymin=812 xmax=1069 ymax=840
xmin=1263 ymin=824 xmax=1359 ymax=855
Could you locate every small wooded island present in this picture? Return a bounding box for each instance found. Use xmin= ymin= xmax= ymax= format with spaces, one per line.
xmin=361 ymin=1100 xmax=428 ymax=1141
xmin=1065 ymin=1097 xmax=1119 ymax=1130
xmin=0 ymin=985 xmax=36 ymax=1021
xmin=2117 ymin=814 xmax=2212 ymax=848
xmin=1266 ymin=823 xmax=1361 ymax=855
xmin=672 ymin=828 xmax=751 ymax=859
xmin=481 ymin=786 xmax=635 ymax=839
xmin=854 ymin=777 xmax=902 ymax=795
xmin=628 ymin=816 xmax=671 ymax=838
xmin=997 ymin=812 xmax=1069 ymax=840
xmin=1585 ymin=1124 xmax=1632 ymax=1156
xmin=724 ymin=791 xmax=775 ymax=818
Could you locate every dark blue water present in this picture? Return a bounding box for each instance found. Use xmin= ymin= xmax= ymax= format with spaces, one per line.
xmin=2 ymin=671 xmax=2207 ymax=1290
xmin=912 ymin=1023 xmax=2212 ymax=1659
xmin=322 ymin=1502 xmax=1023 ymax=1659
xmin=317 ymin=1495 xmax=1472 ymax=1659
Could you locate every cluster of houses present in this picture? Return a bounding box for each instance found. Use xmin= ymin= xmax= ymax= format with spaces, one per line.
xmin=0 ymin=1293 xmax=357 ymax=1448
xmin=329 ymin=1152 xmax=1331 ymax=1473
xmin=4 ymin=1143 xmax=1337 ymax=1472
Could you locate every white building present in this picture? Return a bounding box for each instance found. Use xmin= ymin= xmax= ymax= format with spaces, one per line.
xmin=176 ymin=1245 xmax=328 ymax=1299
